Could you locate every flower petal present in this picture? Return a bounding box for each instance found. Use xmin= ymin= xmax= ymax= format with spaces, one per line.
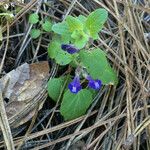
xmin=88 ymin=79 xmax=102 ymax=90
xmin=86 ymin=76 xmax=102 ymax=90
xmin=68 ymin=76 xmax=82 ymax=93
xmin=61 ymin=44 xmax=79 ymax=54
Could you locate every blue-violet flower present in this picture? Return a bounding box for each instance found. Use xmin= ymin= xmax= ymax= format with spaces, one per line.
xmin=86 ymin=76 xmax=102 ymax=90
xmin=61 ymin=44 xmax=79 ymax=54
xmin=68 ymin=75 xmax=82 ymax=94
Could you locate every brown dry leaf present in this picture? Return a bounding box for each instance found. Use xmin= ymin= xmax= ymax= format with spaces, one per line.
xmin=9 ymin=61 xmax=49 ymax=102
xmin=5 ymin=101 xmax=26 ymax=119
xmin=0 ymin=61 xmax=49 ymax=125
xmin=0 ymin=63 xmax=30 ymax=99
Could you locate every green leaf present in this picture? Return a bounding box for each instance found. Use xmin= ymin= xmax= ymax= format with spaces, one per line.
xmin=77 ymin=15 xmax=87 ymax=23
xmin=86 ymin=8 xmax=108 ymax=39
xmin=61 ymin=34 xmax=71 ymax=43
xmin=71 ymin=30 xmax=89 ymax=48
xmin=52 ymin=22 xmax=69 ymax=35
xmin=48 ymin=40 xmax=73 ymax=65
xmin=55 ymin=50 xmax=73 ymax=65
xmin=69 ymin=54 xmax=79 ymax=68
xmin=42 ymin=20 xmax=52 ymax=32
xmin=47 ymin=77 xmax=65 ymax=102
xmin=71 ymin=30 xmax=79 ymax=39
xmin=29 ymin=13 xmax=39 ymax=24
xmin=77 ymin=15 xmax=89 ymax=33
xmin=48 ymin=41 xmax=59 ymax=58
xmin=70 ymin=61 xmax=77 ymax=68
xmin=52 ymin=22 xmax=71 ymax=42
xmin=79 ymin=48 xmax=108 ymax=76
xmin=66 ymin=16 xmax=83 ymax=32
xmin=99 ymin=64 xmax=118 ymax=85
xmin=74 ymin=36 xmax=88 ymax=49
xmin=79 ymin=48 xmax=118 ymax=85
xmin=30 ymin=29 xmax=41 ymax=39
xmin=60 ymin=89 xmax=93 ymax=120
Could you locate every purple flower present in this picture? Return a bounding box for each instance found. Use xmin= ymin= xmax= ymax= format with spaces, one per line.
xmin=86 ymin=76 xmax=102 ymax=90
xmin=61 ymin=44 xmax=79 ymax=54
xmin=68 ymin=76 xmax=82 ymax=94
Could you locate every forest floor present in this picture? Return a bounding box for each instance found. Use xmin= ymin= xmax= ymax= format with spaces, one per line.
xmin=0 ymin=0 xmax=149 ymax=150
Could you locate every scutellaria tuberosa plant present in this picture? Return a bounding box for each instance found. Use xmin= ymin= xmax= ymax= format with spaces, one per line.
xmin=29 ymin=8 xmax=118 ymax=120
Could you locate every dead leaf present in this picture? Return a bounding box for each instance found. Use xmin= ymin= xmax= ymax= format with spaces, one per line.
xmin=6 ymin=101 xmax=26 ymax=119
xmin=0 ymin=61 xmax=49 ymax=127
xmin=9 ymin=61 xmax=49 ymax=102
xmin=0 ymin=63 xmax=30 ymax=99
xmin=0 ymin=61 xmax=49 ymax=102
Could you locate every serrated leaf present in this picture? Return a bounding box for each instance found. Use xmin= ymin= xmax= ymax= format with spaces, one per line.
xmin=48 ymin=40 xmax=73 ymax=65
xmin=42 ymin=20 xmax=52 ymax=32
xmin=79 ymin=48 xmax=118 ymax=85
xmin=30 ymin=29 xmax=41 ymax=39
xmin=66 ymin=16 xmax=83 ymax=32
xmin=86 ymin=8 xmax=108 ymax=39
xmin=60 ymin=89 xmax=93 ymax=120
xmin=29 ymin=13 xmax=39 ymax=24
xmin=52 ymin=22 xmax=69 ymax=35
xmin=47 ymin=77 xmax=65 ymax=102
